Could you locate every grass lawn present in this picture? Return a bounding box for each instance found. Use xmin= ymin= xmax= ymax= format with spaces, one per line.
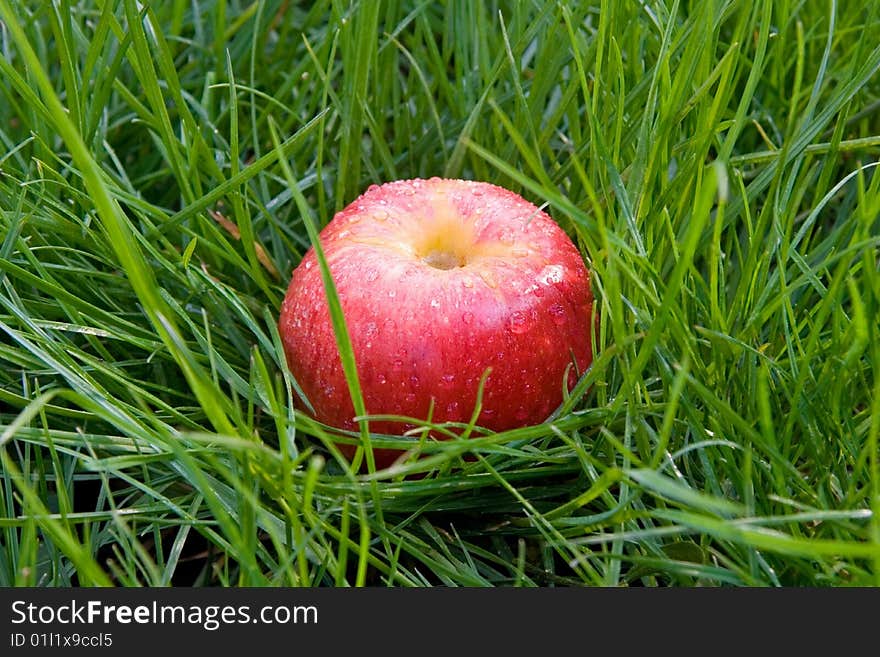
xmin=1 ymin=0 xmax=879 ymax=587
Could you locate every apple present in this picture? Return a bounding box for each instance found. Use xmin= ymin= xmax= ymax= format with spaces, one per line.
xmin=279 ymin=178 xmax=594 ymax=468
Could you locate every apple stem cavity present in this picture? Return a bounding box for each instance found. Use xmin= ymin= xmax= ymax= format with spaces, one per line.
xmin=422 ymin=249 xmax=467 ymax=270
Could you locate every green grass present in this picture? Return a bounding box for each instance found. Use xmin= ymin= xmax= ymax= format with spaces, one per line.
xmin=1 ymin=0 xmax=879 ymax=587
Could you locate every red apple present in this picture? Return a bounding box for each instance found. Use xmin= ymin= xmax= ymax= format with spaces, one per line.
xmin=279 ymin=178 xmax=594 ymax=468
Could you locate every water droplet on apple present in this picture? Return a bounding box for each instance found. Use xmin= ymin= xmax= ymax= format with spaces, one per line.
xmin=304 ymin=261 xmax=313 ymax=269
xmin=366 ymin=269 xmax=379 ymax=282
xmin=508 ymin=311 xmax=530 ymax=334
xmin=479 ymin=271 xmax=497 ymax=289
xmin=367 ymin=184 xmax=379 ymax=193
xmin=388 ymin=289 xmax=396 ymax=298
xmin=462 ymin=277 xmax=474 ymax=289
xmin=445 ymin=401 xmax=460 ymax=416
xmin=472 ymin=188 xmax=484 ymax=197
xmin=548 ymin=304 xmax=566 ymax=325
xmin=364 ymin=322 xmax=378 ymax=338
xmin=377 ymin=373 xmax=387 ymax=384
xmin=499 ymin=230 xmax=515 ymax=245
xmin=405 ymin=392 xmax=417 ymax=403
xmin=430 ymin=298 xmax=440 ymax=308
xmin=440 ymin=373 xmax=456 ymax=388
xmin=392 ymin=359 xmax=404 ymax=370
xmin=515 ymin=407 xmax=530 ymax=422
xmin=337 ymin=229 xmax=350 ymax=240
xmin=461 ymin=311 xmax=474 ymax=324
xmin=410 ymin=374 xmax=420 ymax=387
xmin=539 ymin=264 xmax=565 ymax=285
